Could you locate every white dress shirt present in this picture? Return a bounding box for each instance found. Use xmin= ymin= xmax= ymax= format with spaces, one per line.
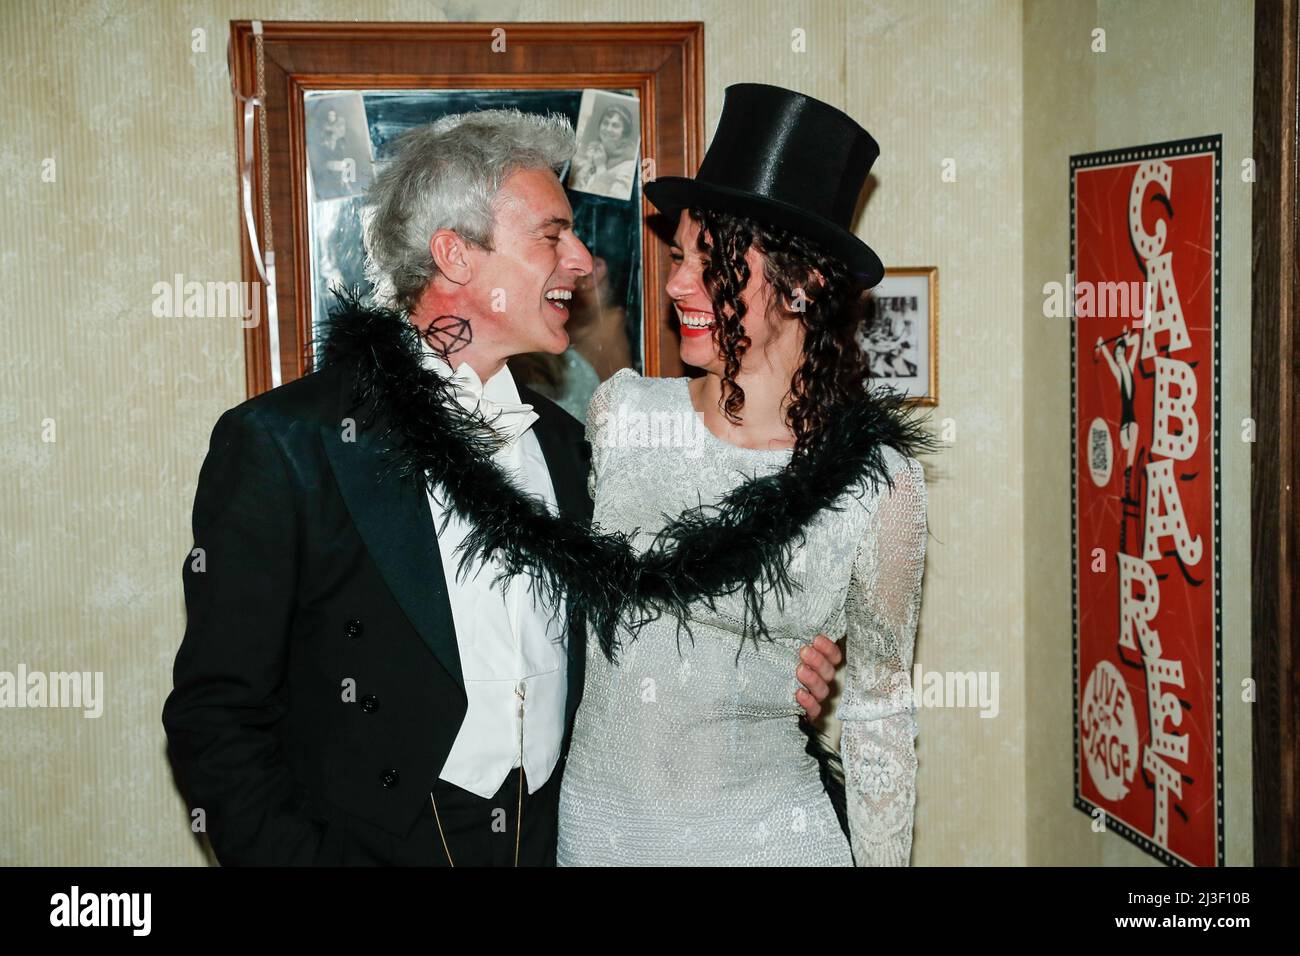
xmin=420 ymin=341 xmax=568 ymax=798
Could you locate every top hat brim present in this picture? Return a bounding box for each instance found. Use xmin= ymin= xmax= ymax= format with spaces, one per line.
xmin=644 ymin=176 xmax=885 ymax=288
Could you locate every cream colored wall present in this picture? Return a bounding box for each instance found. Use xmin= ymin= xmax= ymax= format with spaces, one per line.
xmin=1023 ymin=0 xmax=1254 ymax=865
xmin=0 ymin=0 xmax=1026 ymax=866
xmin=844 ymin=0 xmax=1028 ymax=866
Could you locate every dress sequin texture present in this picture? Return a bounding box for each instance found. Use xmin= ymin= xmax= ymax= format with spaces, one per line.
xmin=557 ymin=369 xmax=928 ymax=866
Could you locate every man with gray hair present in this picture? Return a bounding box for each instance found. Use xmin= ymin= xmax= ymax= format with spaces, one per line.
xmin=163 ymin=108 xmax=838 ymax=866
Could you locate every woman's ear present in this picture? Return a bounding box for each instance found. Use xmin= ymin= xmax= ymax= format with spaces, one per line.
xmin=786 ymin=267 xmax=828 ymax=314
xmin=787 ymin=286 xmax=812 ymax=315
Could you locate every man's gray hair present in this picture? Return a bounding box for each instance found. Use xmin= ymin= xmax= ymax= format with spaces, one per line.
xmin=361 ymin=108 xmax=576 ymax=311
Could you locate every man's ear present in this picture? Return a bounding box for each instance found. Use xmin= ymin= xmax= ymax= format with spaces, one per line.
xmin=430 ymin=229 xmax=473 ymax=285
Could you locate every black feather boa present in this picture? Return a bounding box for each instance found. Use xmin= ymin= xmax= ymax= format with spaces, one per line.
xmin=319 ymin=288 xmax=941 ymax=665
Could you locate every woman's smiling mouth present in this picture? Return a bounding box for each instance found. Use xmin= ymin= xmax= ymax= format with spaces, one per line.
xmin=677 ymin=307 xmax=715 ymax=338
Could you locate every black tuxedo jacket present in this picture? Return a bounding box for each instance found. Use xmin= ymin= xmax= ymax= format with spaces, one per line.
xmin=162 ymin=357 xmax=593 ymax=865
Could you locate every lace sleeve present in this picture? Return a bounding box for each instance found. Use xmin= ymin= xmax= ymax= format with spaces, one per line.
xmin=838 ymin=453 xmax=928 ymax=866
xmin=583 ymin=367 xmax=638 ymax=502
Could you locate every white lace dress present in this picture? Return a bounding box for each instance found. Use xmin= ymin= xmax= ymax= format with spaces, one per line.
xmin=556 ymin=369 xmax=928 ymax=866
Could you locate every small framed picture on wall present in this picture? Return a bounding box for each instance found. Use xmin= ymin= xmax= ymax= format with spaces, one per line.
xmin=858 ymin=266 xmax=939 ymax=406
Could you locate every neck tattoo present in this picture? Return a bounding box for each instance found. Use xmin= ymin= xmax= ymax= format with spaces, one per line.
xmin=420 ymin=314 xmax=472 ymax=359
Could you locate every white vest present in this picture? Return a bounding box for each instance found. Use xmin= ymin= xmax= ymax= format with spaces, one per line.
xmin=420 ymin=343 xmax=568 ymax=798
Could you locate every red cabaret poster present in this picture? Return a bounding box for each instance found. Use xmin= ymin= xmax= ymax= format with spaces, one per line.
xmin=1070 ymin=136 xmax=1223 ymax=867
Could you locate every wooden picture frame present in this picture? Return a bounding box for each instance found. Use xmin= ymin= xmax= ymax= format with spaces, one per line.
xmin=228 ymin=20 xmax=704 ymax=398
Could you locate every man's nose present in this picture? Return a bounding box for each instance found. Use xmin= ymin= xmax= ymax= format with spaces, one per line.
xmin=563 ymin=234 xmax=595 ymax=276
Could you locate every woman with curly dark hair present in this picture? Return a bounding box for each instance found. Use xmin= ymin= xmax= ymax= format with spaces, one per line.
xmin=557 ymin=84 xmax=939 ymax=866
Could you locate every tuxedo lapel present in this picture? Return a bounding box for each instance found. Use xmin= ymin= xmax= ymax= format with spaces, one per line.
xmin=518 ymin=383 xmax=590 ymax=523
xmin=321 ymin=370 xmax=464 ymax=690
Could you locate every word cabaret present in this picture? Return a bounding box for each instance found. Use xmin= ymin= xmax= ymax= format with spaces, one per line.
xmin=1070 ymin=138 xmax=1223 ymax=867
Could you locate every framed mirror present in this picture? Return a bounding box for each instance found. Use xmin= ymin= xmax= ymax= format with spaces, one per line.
xmin=229 ymin=20 xmax=704 ymax=403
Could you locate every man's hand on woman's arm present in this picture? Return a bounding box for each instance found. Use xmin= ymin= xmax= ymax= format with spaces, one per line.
xmin=795 ymin=633 xmax=844 ymax=720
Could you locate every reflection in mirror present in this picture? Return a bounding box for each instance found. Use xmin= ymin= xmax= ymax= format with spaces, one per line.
xmin=304 ymin=88 xmax=643 ymax=422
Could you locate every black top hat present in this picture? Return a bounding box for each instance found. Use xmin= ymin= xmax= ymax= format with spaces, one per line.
xmin=644 ymin=83 xmax=885 ymax=287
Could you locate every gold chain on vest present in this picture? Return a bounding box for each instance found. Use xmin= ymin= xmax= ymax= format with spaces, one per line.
xmin=428 ymin=683 xmax=526 ymax=866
